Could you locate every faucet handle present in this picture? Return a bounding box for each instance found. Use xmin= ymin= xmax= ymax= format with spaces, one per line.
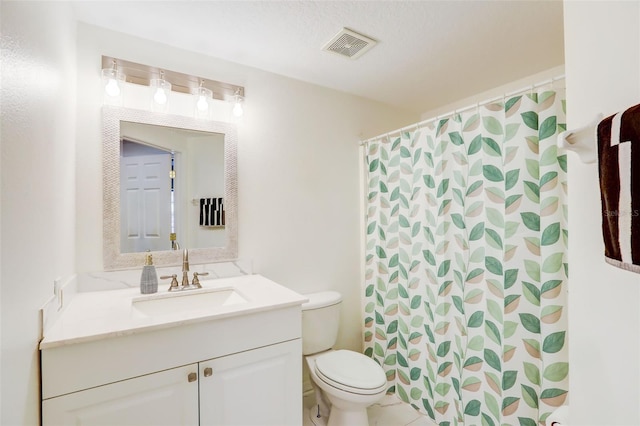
xmin=192 ymin=272 xmax=209 ymax=288
xmin=160 ymin=274 xmax=180 ymax=292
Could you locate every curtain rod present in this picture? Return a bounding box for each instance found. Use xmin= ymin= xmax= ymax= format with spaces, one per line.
xmin=360 ymin=74 xmax=566 ymax=146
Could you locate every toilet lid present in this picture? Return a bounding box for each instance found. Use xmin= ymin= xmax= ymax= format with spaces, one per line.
xmin=314 ymin=350 xmax=386 ymax=394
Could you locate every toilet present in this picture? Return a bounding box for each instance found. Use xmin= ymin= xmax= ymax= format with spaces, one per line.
xmin=302 ymin=291 xmax=387 ymax=426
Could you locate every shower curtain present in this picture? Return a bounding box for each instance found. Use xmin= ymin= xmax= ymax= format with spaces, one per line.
xmin=363 ymin=88 xmax=568 ymax=426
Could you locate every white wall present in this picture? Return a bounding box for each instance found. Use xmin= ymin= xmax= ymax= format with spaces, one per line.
xmin=0 ymin=2 xmax=77 ymax=424
xmin=75 ymin=24 xmax=417 ymax=353
xmin=564 ymin=1 xmax=640 ymax=425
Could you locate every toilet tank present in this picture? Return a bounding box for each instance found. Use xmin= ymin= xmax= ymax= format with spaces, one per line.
xmin=301 ymin=291 xmax=342 ymax=355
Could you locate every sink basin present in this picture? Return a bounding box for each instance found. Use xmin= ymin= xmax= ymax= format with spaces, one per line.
xmin=132 ymin=287 xmax=247 ymax=317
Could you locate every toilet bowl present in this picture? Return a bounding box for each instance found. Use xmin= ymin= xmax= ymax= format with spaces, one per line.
xmin=306 ymin=350 xmax=386 ymax=426
xmin=302 ymin=292 xmax=387 ymax=426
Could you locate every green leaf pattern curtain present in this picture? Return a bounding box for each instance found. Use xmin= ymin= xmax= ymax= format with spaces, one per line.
xmin=363 ymin=89 xmax=568 ymax=426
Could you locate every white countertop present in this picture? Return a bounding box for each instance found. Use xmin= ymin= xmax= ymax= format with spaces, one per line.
xmin=40 ymin=274 xmax=307 ymax=350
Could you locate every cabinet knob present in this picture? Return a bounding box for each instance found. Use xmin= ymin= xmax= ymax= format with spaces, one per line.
xmin=204 ymin=367 xmax=213 ymax=377
xmin=188 ymin=372 xmax=197 ymax=383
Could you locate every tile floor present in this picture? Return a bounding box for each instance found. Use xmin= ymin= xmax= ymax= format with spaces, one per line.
xmin=303 ymin=394 xmax=437 ymax=426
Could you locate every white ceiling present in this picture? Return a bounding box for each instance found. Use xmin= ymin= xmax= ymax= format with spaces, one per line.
xmin=73 ymin=0 xmax=565 ymax=114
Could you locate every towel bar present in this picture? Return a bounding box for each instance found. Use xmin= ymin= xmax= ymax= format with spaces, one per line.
xmin=557 ymin=114 xmax=602 ymax=164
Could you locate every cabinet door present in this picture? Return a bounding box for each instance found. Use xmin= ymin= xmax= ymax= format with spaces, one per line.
xmin=199 ymin=339 xmax=302 ymax=426
xmin=42 ymin=363 xmax=199 ymax=426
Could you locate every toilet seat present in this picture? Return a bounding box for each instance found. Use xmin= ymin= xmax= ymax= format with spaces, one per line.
xmin=314 ymin=350 xmax=386 ymax=395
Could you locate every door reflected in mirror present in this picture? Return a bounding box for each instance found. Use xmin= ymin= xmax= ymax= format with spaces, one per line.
xmin=119 ymin=122 xmax=225 ymax=253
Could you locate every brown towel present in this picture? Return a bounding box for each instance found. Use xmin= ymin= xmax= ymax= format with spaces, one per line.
xmin=597 ymin=103 xmax=640 ymax=273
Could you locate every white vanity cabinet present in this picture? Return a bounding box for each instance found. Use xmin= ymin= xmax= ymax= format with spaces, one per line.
xmin=41 ymin=302 xmax=303 ymax=426
xmin=42 ymin=363 xmax=200 ymax=425
xmin=199 ymin=340 xmax=300 ymax=426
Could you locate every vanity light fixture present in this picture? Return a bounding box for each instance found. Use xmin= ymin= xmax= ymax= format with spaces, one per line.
xmin=232 ymin=88 xmax=244 ymax=118
xmin=101 ymin=56 xmax=245 ymax=119
xmin=150 ymin=70 xmax=171 ymax=112
xmin=194 ymin=80 xmax=213 ymax=119
xmin=101 ymin=60 xmax=125 ymax=105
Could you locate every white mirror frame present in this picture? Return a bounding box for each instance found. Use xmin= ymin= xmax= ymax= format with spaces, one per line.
xmin=102 ymin=106 xmax=238 ymax=270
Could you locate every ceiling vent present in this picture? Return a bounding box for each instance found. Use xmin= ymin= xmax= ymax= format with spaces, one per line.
xmin=322 ymin=28 xmax=377 ymax=60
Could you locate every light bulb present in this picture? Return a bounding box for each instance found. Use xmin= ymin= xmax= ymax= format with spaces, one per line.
xmin=105 ymin=78 xmax=121 ymax=97
xmin=232 ymin=101 xmax=243 ymax=117
xmin=101 ymin=64 xmax=123 ymax=105
xmin=154 ymin=88 xmax=167 ymax=105
xmin=196 ymin=95 xmax=209 ymax=112
xmin=150 ymin=77 xmax=171 ymax=111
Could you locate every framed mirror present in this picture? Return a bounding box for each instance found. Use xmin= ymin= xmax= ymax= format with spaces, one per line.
xmin=102 ymin=106 xmax=238 ymax=270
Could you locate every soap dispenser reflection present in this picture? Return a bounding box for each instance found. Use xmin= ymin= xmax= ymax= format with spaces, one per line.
xmin=140 ymin=253 xmax=158 ymax=294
